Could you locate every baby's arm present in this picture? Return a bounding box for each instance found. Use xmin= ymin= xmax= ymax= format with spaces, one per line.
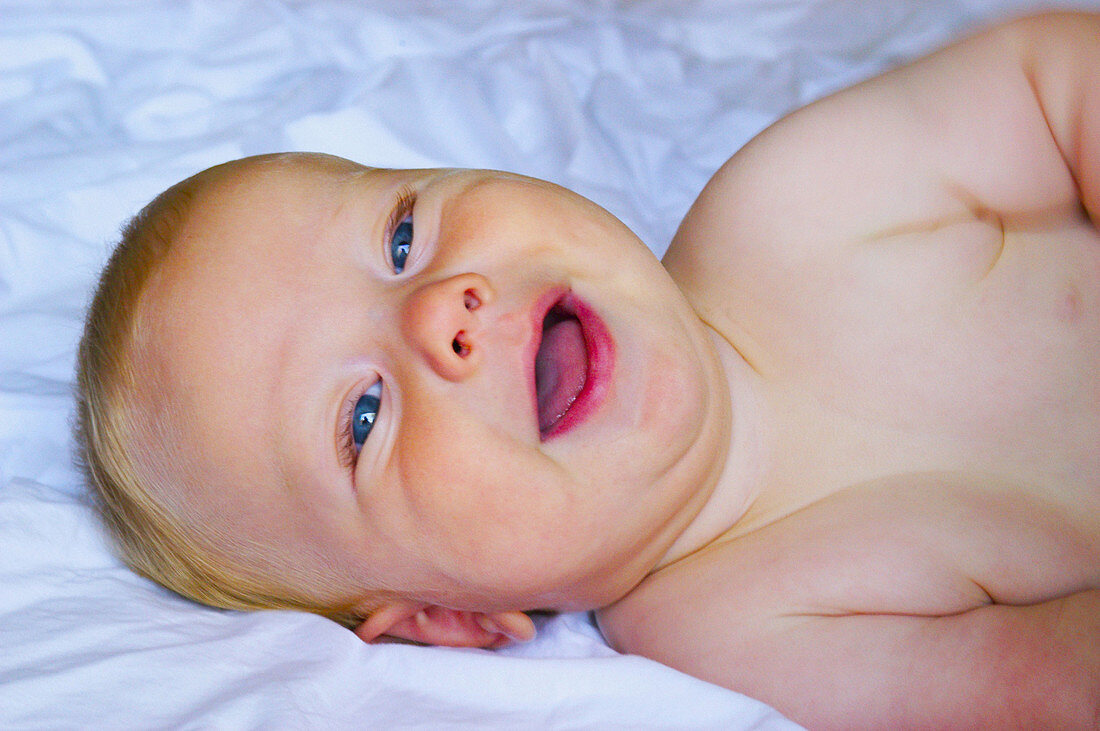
xmin=606 ymin=533 xmax=1099 ymax=727
xmin=1016 ymin=12 xmax=1100 ymax=224
xmin=794 ymin=590 xmax=1098 ymax=726
xmin=666 ymin=12 xmax=1100 ymax=289
xmin=683 ymin=589 xmax=1100 ymax=727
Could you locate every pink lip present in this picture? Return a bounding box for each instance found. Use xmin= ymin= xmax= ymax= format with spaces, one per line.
xmin=528 ymin=290 xmax=614 ymax=441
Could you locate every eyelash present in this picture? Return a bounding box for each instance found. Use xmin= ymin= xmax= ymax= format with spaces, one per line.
xmin=337 ymin=186 xmax=418 ymax=471
xmin=338 ymin=382 xmax=373 ymax=470
xmin=385 ymin=185 xmax=417 ymax=272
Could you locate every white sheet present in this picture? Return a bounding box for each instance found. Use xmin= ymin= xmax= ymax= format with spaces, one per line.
xmin=2 ymin=1 xmax=1095 ymax=727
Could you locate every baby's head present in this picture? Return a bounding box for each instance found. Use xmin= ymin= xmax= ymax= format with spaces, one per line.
xmin=75 ymin=152 xmax=730 ymax=644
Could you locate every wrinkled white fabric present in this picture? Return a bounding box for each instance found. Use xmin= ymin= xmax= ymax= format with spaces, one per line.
xmin=1 ymin=0 xmax=1092 ymax=727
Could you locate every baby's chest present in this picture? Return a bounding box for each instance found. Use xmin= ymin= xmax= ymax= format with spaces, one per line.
xmin=761 ymin=217 xmax=1100 ymax=489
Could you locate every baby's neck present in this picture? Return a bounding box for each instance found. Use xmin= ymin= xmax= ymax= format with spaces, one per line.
xmin=653 ymin=324 xmax=770 ymax=570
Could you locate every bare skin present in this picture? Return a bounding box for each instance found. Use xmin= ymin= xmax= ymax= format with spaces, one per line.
xmin=133 ymin=12 xmax=1099 ymax=728
xmin=597 ymin=13 xmax=1100 ymax=727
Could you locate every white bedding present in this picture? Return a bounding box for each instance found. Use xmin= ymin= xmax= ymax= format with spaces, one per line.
xmin=2 ymin=1 xmax=1095 ymax=727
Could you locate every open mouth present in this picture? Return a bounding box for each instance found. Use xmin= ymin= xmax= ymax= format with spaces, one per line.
xmin=532 ymin=293 xmax=612 ymax=440
xmin=535 ymin=301 xmax=588 ymax=436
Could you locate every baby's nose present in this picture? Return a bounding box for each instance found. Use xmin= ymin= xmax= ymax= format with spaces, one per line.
xmin=401 ymin=272 xmax=493 ymax=380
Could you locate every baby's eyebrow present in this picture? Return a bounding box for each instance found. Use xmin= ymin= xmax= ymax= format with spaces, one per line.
xmin=326 ymin=170 xmax=388 ymax=238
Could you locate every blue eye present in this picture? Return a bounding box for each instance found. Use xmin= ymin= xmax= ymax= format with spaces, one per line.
xmin=391 ymin=216 xmax=412 ymax=273
xmin=352 ymin=381 xmax=382 ymax=449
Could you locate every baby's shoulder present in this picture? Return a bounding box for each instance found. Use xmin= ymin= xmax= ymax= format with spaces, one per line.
xmin=599 ymin=473 xmax=1098 ymax=653
xmin=596 ymin=475 xmax=1100 ymax=726
xmin=664 ymin=14 xmax=1091 ymax=327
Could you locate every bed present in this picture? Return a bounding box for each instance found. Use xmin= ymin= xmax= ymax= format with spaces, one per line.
xmin=2 ymin=1 xmax=1095 ymax=727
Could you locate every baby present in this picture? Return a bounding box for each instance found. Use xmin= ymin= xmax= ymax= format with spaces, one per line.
xmin=76 ymin=12 xmax=1098 ymax=727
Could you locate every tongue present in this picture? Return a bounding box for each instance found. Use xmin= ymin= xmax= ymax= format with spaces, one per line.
xmin=535 ymin=317 xmax=587 ymax=433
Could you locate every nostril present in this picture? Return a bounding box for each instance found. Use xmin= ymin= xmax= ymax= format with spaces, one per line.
xmin=463 ymin=288 xmax=481 ymax=311
xmin=452 ymin=332 xmax=471 ymax=357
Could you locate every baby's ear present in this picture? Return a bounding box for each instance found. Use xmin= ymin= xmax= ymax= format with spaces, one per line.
xmin=352 ymin=601 xmax=535 ymax=649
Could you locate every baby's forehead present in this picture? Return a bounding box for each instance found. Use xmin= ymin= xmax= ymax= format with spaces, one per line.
xmin=131 ymin=155 xmax=391 ymax=408
xmin=201 ymin=153 xmax=368 ymax=204
xmin=166 ymin=158 xmax=359 ymax=262
xmin=121 ymin=154 xmax=397 ymax=546
xmin=223 ymin=151 xmax=370 ymax=181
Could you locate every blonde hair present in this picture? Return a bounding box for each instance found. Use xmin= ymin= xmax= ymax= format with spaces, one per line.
xmin=74 ymin=167 xmax=365 ymax=629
